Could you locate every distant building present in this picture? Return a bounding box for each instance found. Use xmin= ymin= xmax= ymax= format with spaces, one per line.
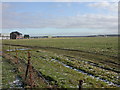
xmin=0 ymin=33 xmax=10 ymax=39
xmin=10 ymin=31 xmax=23 ymax=39
xmin=24 ymin=34 xmax=30 ymax=39
xmin=30 ymin=35 xmax=53 ymax=39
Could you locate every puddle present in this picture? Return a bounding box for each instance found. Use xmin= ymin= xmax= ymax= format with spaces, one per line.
xmin=10 ymin=75 xmax=24 ymax=88
xmin=0 ymin=51 xmax=2 ymax=55
xmin=63 ymin=55 xmax=120 ymax=73
xmin=6 ymin=48 xmax=30 ymax=52
xmin=51 ymin=59 xmax=120 ymax=87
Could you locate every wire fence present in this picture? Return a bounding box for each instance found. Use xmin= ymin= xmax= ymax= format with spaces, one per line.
xmin=3 ymin=45 xmax=83 ymax=89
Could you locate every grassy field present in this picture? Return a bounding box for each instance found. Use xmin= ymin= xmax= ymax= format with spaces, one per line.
xmin=2 ymin=57 xmax=24 ymax=88
xmin=3 ymin=37 xmax=118 ymax=57
xmin=2 ymin=37 xmax=119 ymax=88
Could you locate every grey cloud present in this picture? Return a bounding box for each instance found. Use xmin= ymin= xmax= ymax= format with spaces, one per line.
xmin=2 ymin=11 xmax=118 ymax=32
xmin=2 ymin=2 xmax=118 ymax=34
xmin=88 ymin=2 xmax=118 ymax=12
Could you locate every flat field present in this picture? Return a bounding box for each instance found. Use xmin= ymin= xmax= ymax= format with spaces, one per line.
xmin=2 ymin=37 xmax=119 ymax=88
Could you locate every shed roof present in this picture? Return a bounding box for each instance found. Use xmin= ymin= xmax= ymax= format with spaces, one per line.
xmin=10 ymin=31 xmax=22 ymax=35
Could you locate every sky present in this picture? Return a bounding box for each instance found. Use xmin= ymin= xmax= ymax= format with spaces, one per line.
xmin=1 ymin=0 xmax=118 ymax=36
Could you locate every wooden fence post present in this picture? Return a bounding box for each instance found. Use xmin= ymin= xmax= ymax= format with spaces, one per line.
xmin=25 ymin=51 xmax=34 ymax=88
xmin=28 ymin=51 xmax=33 ymax=88
xmin=9 ymin=46 xmax=10 ymax=54
xmin=79 ymin=80 xmax=83 ymax=90
xmin=15 ymin=48 xmax=18 ymax=64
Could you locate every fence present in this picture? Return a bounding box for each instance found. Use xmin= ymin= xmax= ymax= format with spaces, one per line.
xmin=5 ymin=45 xmax=83 ymax=89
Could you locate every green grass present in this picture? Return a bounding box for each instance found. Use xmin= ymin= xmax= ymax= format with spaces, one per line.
xmin=8 ymin=49 xmax=114 ymax=88
xmin=3 ymin=46 xmax=118 ymax=88
xmin=2 ymin=57 xmax=19 ymax=88
xmin=2 ymin=37 xmax=118 ymax=57
xmin=2 ymin=37 xmax=119 ymax=88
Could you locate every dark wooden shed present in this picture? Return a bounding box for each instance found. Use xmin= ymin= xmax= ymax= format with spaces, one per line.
xmin=10 ymin=31 xmax=22 ymax=39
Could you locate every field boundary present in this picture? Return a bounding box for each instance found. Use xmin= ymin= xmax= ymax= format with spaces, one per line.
xmin=2 ymin=52 xmax=54 ymax=88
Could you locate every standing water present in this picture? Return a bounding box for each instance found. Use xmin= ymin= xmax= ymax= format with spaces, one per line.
xmin=6 ymin=48 xmax=30 ymax=52
xmin=10 ymin=75 xmax=24 ymax=88
xmin=51 ymin=58 xmax=120 ymax=87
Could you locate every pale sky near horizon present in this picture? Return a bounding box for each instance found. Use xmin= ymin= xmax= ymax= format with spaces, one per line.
xmin=1 ymin=1 xmax=118 ymax=36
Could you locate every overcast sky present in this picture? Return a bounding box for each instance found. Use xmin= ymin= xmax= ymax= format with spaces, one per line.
xmin=1 ymin=0 xmax=118 ymax=36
